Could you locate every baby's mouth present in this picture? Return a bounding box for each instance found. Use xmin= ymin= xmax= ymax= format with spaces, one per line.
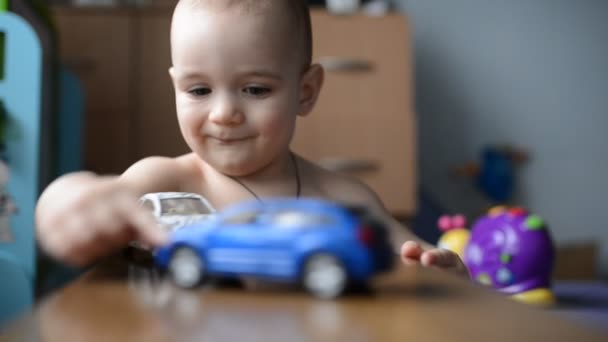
xmin=209 ymin=136 xmax=251 ymax=144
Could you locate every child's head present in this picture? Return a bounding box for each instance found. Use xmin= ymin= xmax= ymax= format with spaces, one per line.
xmin=169 ymin=0 xmax=323 ymax=176
xmin=174 ymin=0 xmax=312 ymax=69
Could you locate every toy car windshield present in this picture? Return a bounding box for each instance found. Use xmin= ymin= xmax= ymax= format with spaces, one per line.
xmin=160 ymin=198 xmax=214 ymax=216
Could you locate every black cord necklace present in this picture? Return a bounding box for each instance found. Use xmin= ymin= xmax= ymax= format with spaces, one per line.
xmin=227 ymin=152 xmax=301 ymax=202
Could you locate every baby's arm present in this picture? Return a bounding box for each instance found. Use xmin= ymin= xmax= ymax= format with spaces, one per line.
xmin=370 ymin=198 xmax=468 ymax=277
xmin=387 ymin=215 xmax=469 ymax=276
xmin=35 ymin=157 xmax=182 ymax=266
xmin=324 ymin=172 xmax=469 ymax=277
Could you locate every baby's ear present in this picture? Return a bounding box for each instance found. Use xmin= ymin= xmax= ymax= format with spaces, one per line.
xmin=168 ymin=67 xmax=177 ymax=82
xmin=298 ymin=64 xmax=324 ymax=117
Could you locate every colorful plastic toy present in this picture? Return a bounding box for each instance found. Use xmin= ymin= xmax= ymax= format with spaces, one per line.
xmin=454 ymin=145 xmax=529 ymax=203
xmin=154 ymin=198 xmax=394 ymax=299
xmin=438 ymin=206 xmax=556 ymax=306
xmin=437 ymin=214 xmax=470 ymax=260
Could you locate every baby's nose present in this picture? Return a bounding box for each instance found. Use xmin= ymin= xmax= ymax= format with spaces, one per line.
xmin=209 ymin=95 xmax=244 ymax=125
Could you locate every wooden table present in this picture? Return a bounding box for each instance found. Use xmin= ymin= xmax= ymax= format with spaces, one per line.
xmin=4 ymin=255 xmax=607 ymax=342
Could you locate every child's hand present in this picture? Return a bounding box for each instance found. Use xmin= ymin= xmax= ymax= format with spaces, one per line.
xmin=400 ymin=241 xmax=470 ymax=278
xmin=36 ymin=176 xmax=167 ymax=266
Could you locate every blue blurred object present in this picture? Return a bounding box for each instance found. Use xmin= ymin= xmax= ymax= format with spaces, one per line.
xmin=455 ymin=145 xmax=528 ymax=203
xmin=0 ymin=250 xmax=32 ymax=325
xmin=155 ymin=198 xmax=394 ymax=298
xmin=0 ymin=10 xmax=43 ymax=325
xmin=477 ymin=146 xmax=516 ymax=202
xmin=56 ymin=67 xmax=84 ymax=176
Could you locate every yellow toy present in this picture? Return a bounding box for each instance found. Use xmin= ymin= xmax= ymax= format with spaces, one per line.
xmin=437 ymin=214 xmax=470 ymax=260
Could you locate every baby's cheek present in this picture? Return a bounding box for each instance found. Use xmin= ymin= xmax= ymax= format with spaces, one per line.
xmin=261 ymin=111 xmax=296 ymax=138
xmin=178 ymin=110 xmax=204 ymax=134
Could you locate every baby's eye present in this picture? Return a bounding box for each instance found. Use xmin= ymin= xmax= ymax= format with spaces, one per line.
xmin=188 ymin=87 xmax=211 ymax=96
xmin=243 ymin=86 xmax=271 ymax=97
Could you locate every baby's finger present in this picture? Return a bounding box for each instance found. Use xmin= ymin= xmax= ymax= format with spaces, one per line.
xmin=48 ymin=223 xmax=108 ymax=267
xmin=90 ymin=203 xmax=134 ymax=244
xmin=119 ymin=200 xmax=168 ymax=246
xmin=400 ymin=241 xmax=424 ymax=266
xmin=420 ymin=249 xmax=458 ymax=268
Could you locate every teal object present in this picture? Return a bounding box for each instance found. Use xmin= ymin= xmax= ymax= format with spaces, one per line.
xmin=0 ymin=11 xmax=42 ymax=324
xmin=57 ymin=67 xmax=84 ymax=175
xmin=35 ymin=68 xmax=84 ymax=296
xmin=0 ymin=250 xmax=31 ymax=325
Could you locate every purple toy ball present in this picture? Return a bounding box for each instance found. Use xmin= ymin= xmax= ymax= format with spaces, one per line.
xmin=463 ymin=207 xmax=555 ymax=296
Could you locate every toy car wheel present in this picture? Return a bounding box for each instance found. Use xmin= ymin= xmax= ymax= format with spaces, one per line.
xmin=302 ymin=254 xmax=347 ymax=299
xmin=168 ymin=247 xmax=206 ymax=288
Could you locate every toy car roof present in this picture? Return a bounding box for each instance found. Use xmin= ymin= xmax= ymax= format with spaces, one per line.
xmin=140 ymin=192 xmax=209 ymax=200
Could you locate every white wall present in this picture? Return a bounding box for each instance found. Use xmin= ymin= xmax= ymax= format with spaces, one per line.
xmin=395 ymin=0 xmax=608 ymax=276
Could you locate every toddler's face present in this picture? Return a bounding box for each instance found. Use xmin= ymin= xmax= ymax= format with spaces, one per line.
xmin=170 ymin=6 xmax=305 ymax=176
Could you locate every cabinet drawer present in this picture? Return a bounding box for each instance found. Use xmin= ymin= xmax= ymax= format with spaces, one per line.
xmin=292 ymin=10 xmax=416 ymax=215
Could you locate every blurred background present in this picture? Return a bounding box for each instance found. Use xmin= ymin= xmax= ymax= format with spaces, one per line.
xmin=397 ymin=0 xmax=608 ymax=280
xmin=0 ymin=0 xmax=606 ymax=326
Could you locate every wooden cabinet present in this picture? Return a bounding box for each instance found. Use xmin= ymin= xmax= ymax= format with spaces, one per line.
xmin=53 ymin=8 xmax=134 ymax=174
xmin=132 ymin=11 xmax=181 ymax=161
xmin=293 ymin=11 xmax=416 ymax=215
xmin=52 ymin=7 xmax=416 ymax=215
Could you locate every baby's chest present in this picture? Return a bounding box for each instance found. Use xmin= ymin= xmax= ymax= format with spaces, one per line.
xmin=190 ymin=177 xmax=330 ymax=210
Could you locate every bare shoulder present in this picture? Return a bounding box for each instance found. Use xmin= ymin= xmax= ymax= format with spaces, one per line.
xmin=299 ymin=156 xmax=414 ymax=247
xmin=119 ymin=153 xmax=203 ymax=194
xmin=298 ymin=157 xmax=386 ymax=214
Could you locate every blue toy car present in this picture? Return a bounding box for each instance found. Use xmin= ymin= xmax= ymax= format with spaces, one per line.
xmin=154 ymin=198 xmax=395 ymax=298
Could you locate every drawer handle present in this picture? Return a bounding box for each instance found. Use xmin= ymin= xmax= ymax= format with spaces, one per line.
xmin=318 ymin=157 xmax=380 ymax=173
xmin=317 ymin=57 xmax=374 ymax=72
